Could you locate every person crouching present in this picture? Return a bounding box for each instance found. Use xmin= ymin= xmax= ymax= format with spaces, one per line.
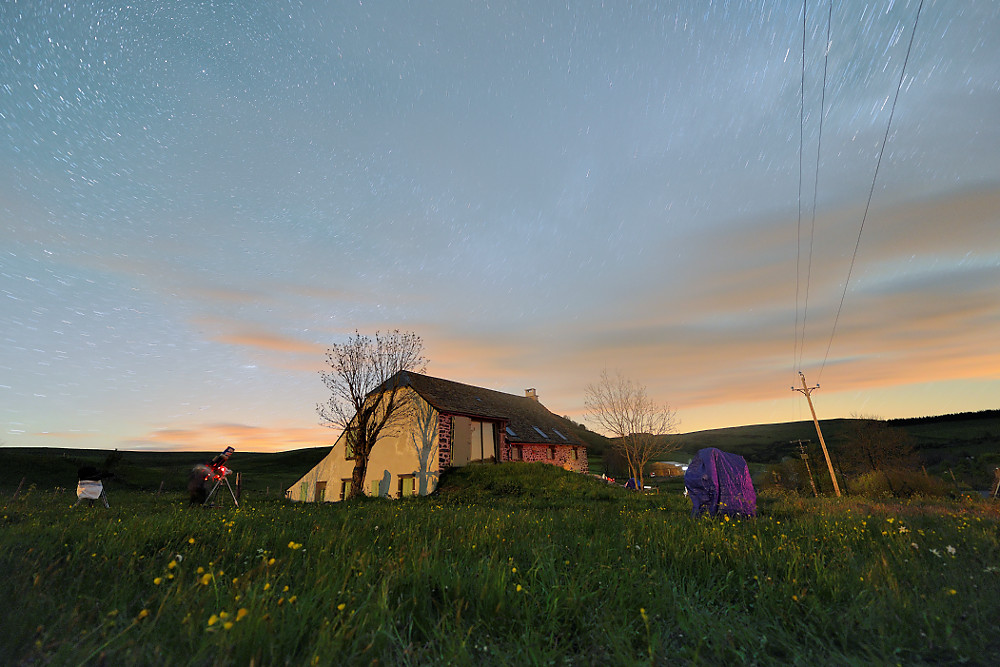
xmin=188 ymin=464 xmax=212 ymax=505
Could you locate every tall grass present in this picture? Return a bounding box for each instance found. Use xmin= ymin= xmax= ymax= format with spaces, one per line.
xmin=3 ymin=464 xmax=998 ymax=665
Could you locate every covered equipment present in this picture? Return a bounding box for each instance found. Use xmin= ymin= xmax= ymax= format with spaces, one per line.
xmin=74 ymin=466 xmax=110 ymax=508
xmin=684 ymin=448 xmax=756 ymax=517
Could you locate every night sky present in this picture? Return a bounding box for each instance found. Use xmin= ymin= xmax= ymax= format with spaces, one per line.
xmin=3 ymin=1 xmax=999 ymax=452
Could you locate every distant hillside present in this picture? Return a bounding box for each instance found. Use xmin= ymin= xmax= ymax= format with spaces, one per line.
xmin=558 ymin=418 xmax=613 ymax=454
xmin=669 ymin=410 xmax=1000 ymax=468
xmin=0 ymin=446 xmax=330 ymax=495
xmin=669 ymin=419 xmax=858 ymax=463
xmin=887 ymin=409 xmax=1000 ymax=426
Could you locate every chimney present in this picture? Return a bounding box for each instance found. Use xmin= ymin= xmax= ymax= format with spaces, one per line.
xmin=525 ymin=388 xmax=538 ymax=401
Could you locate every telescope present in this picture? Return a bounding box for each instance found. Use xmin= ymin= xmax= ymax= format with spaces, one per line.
xmin=203 ymin=446 xmax=239 ymax=507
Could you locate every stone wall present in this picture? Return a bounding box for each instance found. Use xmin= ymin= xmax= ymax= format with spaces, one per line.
xmin=519 ymin=444 xmax=588 ymax=474
xmin=437 ymin=414 xmax=452 ymax=471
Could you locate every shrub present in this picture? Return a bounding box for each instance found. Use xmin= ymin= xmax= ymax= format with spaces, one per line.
xmin=761 ymin=458 xmax=816 ymax=495
xmin=846 ymin=469 xmax=948 ymax=498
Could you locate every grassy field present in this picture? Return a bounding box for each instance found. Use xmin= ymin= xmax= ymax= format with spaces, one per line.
xmin=0 ymin=447 xmax=330 ymax=496
xmin=3 ymin=463 xmax=999 ymax=665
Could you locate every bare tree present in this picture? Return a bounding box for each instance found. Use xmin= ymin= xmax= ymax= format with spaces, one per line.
xmin=839 ymin=413 xmax=917 ymax=495
xmin=584 ymin=369 xmax=679 ymax=490
xmin=317 ymin=331 xmax=427 ymax=500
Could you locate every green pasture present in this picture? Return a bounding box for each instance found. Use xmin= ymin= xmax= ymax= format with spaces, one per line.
xmin=3 ymin=463 xmax=999 ymax=665
xmin=0 ymin=447 xmax=329 ymax=496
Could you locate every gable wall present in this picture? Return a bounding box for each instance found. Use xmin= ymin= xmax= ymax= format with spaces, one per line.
xmin=287 ymin=387 xmax=441 ymax=501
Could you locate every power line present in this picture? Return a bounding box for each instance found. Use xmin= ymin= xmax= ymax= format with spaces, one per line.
xmin=799 ymin=0 xmax=833 ymax=370
xmin=793 ymin=0 xmax=807 ymax=374
xmin=818 ymin=0 xmax=925 ymax=380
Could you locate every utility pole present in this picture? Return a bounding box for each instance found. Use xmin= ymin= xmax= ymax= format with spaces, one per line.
xmin=792 ymin=372 xmax=841 ymax=497
xmin=791 ymin=439 xmax=818 ymax=497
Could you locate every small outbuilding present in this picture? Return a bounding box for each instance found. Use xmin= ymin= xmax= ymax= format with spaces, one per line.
xmin=684 ymin=447 xmax=756 ymax=517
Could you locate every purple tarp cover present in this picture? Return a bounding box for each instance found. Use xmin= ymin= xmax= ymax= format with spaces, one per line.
xmin=685 ymin=448 xmax=757 ymax=517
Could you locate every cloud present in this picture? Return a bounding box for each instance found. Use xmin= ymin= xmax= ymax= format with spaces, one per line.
xmin=30 ymin=431 xmax=99 ymax=439
xmin=409 ymin=185 xmax=1000 ymax=430
xmin=125 ymin=422 xmax=335 ymax=453
xmin=183 ymin=285 xmax=270 ymax=305
xmin=214 ymin=330 xmax=326 ymax=356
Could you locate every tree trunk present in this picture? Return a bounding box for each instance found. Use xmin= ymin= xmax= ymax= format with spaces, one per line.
xmin=349 ymin=454 xmax=369 ymax=499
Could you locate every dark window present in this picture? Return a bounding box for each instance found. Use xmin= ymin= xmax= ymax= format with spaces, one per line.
xmin=315 ymin=481 xmax=327 ymax=502
xmin=549 ymin=446 xmax=556 ymax=460
xmin=339 ymin=478 xmax=351 ymax=501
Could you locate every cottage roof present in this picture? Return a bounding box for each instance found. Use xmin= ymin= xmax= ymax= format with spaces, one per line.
xmin=386 ymin=371 xmax=585 ymax=447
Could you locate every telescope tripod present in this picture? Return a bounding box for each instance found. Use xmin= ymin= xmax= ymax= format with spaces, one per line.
xmin=205 ymin=474 xmax=240 ymax=508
